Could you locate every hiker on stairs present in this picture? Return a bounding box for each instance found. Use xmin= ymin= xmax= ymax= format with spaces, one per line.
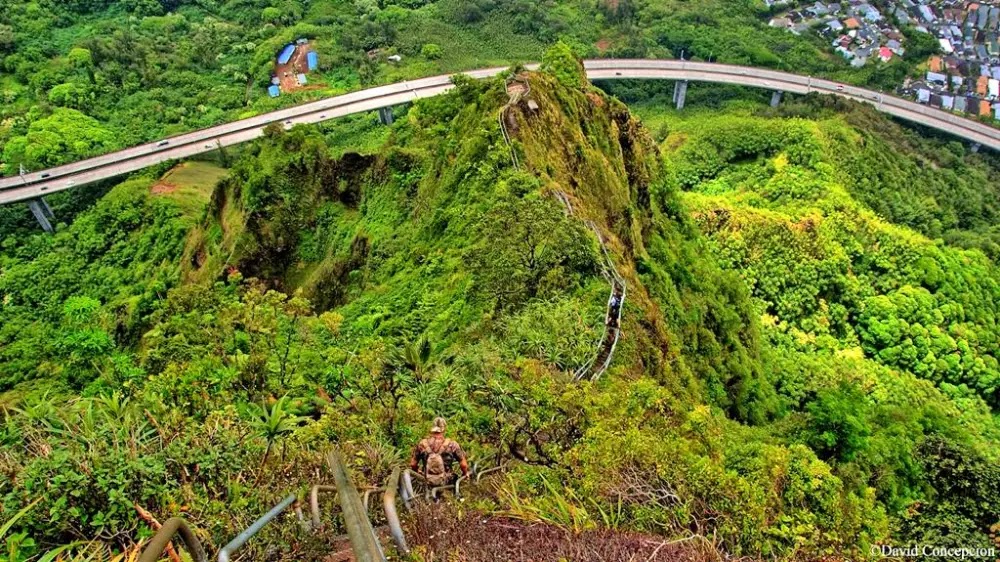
xmin=410 ymin=417 xmax=470 ymax=486
xmin=608 ymin=293 xmax=622 ymax=328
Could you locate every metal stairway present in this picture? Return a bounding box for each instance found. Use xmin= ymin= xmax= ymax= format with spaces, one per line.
xmin=138 ymin=452 xmax=504 ymax=562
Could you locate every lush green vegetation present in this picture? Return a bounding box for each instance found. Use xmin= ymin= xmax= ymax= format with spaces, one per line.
xmin=0 ymin=0 xmax=932 ymax=175
xmin=641 ymin=94 xmax=1000 ymax=551
xmin=2 ymin=46 xmax=1000 ymax=561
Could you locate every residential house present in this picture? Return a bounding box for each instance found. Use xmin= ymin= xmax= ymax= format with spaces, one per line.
xmin=920 ymin=5 xmax=936 ymax=23
xmin=927 ymin=71 xmax=948 ymax=84
xmin=807 ymin=1 xmax=830 ymax=16
xmin=860 ymin=4 xmax=882 ymax=21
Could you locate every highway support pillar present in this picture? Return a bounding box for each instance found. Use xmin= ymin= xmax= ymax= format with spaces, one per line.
xmin=770 ymin=90 xmax=783 ymax=108
xmin=378 ymin=106 xmax=394 ymax=126
xmin=673 ymin=80 xmax=689 ymax=110
xmin=972 ymin=142 xmax=981 ymax=153
xmin=27 ymin=197 xmax=55 ymax=233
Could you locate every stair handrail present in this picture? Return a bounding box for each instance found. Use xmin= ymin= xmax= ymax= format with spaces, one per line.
xmin=381 ymin=462 xmax=508 ymax=558
xmin=137 ymin=517 xmax=208 ymax=562
xmin=400 ymin=469 xmax=416 ymax=511
xmin=309 ymin=485 xmax=338 ymax=530
xmin=328 ymin=450 xmax=386 ymax=562
xmin=382 ymin=467 xmax=410 ymax=555
xmin=217 ymin=494 xmax=300 ymax=562
xmin=574 ymin=219 xmax=626 ymax=381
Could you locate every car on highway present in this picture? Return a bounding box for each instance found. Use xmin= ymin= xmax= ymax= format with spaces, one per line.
xmin=836 ymin=84 xmax=845 ymax=91
xmin=40 ymin=173 xmax=50 ymax=178
xmin=157 ymin=141 xmax=170 ymax=147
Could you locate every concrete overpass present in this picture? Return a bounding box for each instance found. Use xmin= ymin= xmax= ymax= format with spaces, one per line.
xmin=4 ymin=59 xmax=999 ymax=226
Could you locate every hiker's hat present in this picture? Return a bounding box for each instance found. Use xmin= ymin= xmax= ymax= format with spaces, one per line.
xmin=430 ymin=416 xmax=446 ymax=433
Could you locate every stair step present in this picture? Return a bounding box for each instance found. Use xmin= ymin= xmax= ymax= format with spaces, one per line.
xmin=323 ymin=550 xmax=354 ymax=562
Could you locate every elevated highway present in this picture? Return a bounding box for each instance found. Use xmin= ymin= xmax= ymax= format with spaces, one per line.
xmin=3 ymin=59 xmax=998 ymax=209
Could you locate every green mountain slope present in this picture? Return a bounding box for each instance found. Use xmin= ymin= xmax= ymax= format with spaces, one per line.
xmin=1 ymin=51 xmax=999 ymax=560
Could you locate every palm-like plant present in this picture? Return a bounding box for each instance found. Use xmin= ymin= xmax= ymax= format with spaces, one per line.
xmin=396 ymin=337 xmax=432 ymax=382
xmin=251 ymin=396 xmax=305 ymax=469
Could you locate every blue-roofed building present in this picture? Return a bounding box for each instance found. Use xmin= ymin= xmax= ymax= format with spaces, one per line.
xmin=278 ymin=44 xmax=296 ymax=65
xmin=268 ymin=85 xmax=280 ymax=98
xmin=307 ymin=51 xmax=318 ymax=71
xmin=297 ymin=73 xmax=308 ymax=85
xmin=926 ymin=71 xmax=947 ymax=84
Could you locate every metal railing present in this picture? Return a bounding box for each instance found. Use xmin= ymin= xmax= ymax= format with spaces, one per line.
xmin=217 ymin=494 xmax=301 ymax=562
xmin=138 ymin=518 xmax=208 ymax=562
xmin=571 ymin=220 xmax=626 ymax=382
xmin=382 ymin=468 xmax=409 ymax=555
xmin=309 ymin=484 xmax=337 ymax=530
xmin=328 ymin=451 xmax=386 ymax=562
xmin=138 ymin=459 xmax=504 ymax=562
xmin=498 ymin=74 xmax=530 ymax=170
xmin=381 ymin=462 xmax=507 ymax=557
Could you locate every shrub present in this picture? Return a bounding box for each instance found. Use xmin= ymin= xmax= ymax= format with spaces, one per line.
xmin=421 ymin=43 xmax=442 ymax=59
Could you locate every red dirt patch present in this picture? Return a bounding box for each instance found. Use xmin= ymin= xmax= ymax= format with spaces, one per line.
xmin=405 ymin=503 xmax=727 ymax=562
xmin=275 ymin=44 xmax=317 ymax=93
xmin=507 ymin=81 xmax=529 ymax=96
xmin=150 ymin=181 xmax=178 ymax=195
xmin=151 ymin=164 xmax=180 ymax=195
xmin=596 ymin=38 xmax=612 ymax=52
xmin=587 ymin=92 xmax=605 ymax=107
